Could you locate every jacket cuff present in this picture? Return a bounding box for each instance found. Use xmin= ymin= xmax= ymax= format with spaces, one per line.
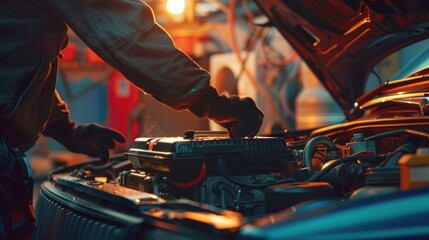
xmin=43 ymin=117 xmax=76 ymax=145
xmin=188 ymin=85 xmax=220 ymax=118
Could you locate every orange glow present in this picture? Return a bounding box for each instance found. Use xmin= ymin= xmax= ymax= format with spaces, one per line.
xmin=182 ymin=212 xmax=242 ymax=230
xmin=94 ymin=177 xmax=107 ymax=183
xmin=166 ymin=0 xmax=185 ymax=15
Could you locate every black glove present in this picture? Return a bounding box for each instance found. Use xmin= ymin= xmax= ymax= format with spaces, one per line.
xmin=53 ymin=123 xmax=126 ymax=161
xmin=189 ymin=86 xmax=264 ymax=138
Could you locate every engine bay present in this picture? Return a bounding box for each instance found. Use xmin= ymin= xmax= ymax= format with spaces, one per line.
xmin=50 ymin=124 xmax=429 ymax=218
xmin=35 ymin=118 xmax=429 ymax=239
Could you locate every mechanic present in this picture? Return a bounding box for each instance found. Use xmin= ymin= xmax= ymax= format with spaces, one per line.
xmin=0 ymin=0 xmax=263 ymax=238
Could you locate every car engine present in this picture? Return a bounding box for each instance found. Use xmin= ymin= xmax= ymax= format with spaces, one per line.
xmin=61 ymin=126 xmax=429 ymax=218
xmin=35 ymin=122 xmax=429 ymax=239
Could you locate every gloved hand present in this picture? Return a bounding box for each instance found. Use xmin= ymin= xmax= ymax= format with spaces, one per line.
xmin=189 ymin=86 xmax=264 ymax=138
xmin=54 ymin=124 xmax=126 ymax=162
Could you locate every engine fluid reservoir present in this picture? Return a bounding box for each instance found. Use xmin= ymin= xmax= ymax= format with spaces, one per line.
xmin=347 ymin=133 xmax=377 ymax=155
xmin=399 ymin=147 xmax=429 ymax=190
xmin=295 ymin=63 xmax=344 ymax=129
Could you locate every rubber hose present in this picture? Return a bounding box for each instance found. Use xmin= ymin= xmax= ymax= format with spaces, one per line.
xmin=303 ymin=135 xmax=336 ymax=175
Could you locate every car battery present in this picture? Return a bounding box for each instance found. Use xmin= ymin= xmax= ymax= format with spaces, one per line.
xmin=126 ymin=136 xmax=293 ymax=181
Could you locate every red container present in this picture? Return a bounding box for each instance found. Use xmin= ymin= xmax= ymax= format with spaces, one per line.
xmin=107 ymin=71 xmax=141 ymax=150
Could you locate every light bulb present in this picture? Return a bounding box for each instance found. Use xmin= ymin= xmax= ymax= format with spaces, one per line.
xmin=166 ymin=0 xmax=185 ymax=15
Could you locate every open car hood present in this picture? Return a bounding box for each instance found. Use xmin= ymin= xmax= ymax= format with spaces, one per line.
xmin=254 ymin=0 xmax=429 ymax=120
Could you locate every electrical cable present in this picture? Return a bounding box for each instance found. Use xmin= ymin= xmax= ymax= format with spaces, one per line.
xmin=233 ymin=27 xmax=265 ymax=87
xmin=372 ymin=69 xmax=383 ymax=85
xmin=235 ymin=188 xmax=242 ymax=212
xmin=351 ymin=150 xmax=376 ymax=157
xmin=258 ymin=27 xmax=300 ymax=121
xmin=275 ymin=51 xmax=298 ymax=66
xmin=306 ymin=155 xmax=377 ymax=182
xmin=224 ymin=176 xmax=295 ymax=189
xmin=228 ymin=0 xmax=288 ymax=130
xmin=49 ymin=153 xmax=128 ymax=181
xmin=364 ymin=129 xmax=429 ymax=141
xmin=50 ymin=158 xmax=101 ymax=179
xmin=230 ymin=2 xmax=298 ymax=128
xmin=312 ymin=150 xmax=327 ymax=169
xmin=242 ymin=0 xmax=255 ymax=31
xmin=315 ymin=149 xmax=327 ymax=158
xmin=213 ymin=181 xmax=237 ymax=210
xmin=216 ymin=183 xmax=237 ymax=199
xmin=69 ymin=161 xmax=117 ymax=180
xmin=311 ymin=156 xmax=326 ymax=164
xmin=260 ymin=28 xmax=298 ymax=67
xmin=220 ymin=189 xmax=227 ymax=209
xmin=167 ymin=163 xmax=207 ymax=188
xmin=217 ymin=158 xmax=294 ymax=188
xmin=380 ymin=142 xmax=417 ymax=167
xmin=288 ymin=161 xmax=299 ymax=171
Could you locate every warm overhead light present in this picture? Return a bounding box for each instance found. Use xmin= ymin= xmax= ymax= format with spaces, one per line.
xmin=166 ymin=0 xmax=186 ymax=15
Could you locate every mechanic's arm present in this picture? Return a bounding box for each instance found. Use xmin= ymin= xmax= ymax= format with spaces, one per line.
xmin=43 ymin=91 xmax=125 ymax=158
xmin=46 ymin=0 xmax=208 ymax=109
xmin=45 ymin=0 xmax=263 ymax=137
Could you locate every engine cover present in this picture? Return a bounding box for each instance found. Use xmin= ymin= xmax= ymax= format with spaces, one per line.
xmin=124 ymin=136 xmax=294 ymax=216
xmin=126 ymin=136 xmax=293 ymax=179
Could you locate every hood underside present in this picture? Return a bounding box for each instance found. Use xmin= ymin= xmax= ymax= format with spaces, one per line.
xmin=254 ymin=0 xmax=429 ymax=120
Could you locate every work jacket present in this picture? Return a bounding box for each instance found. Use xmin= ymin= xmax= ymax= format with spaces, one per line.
xmin=0 ymin=0 xmax=210 ymax=151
